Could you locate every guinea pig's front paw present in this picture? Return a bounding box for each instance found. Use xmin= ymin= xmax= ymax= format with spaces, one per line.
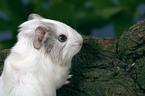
xmin=65 ymin=75 xmax=72 ymax=84
xmin=65 ymin=81 xmax=70 ymax=84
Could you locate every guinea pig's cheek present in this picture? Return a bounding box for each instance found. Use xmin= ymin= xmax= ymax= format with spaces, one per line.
xmin=76 ymin=47 xmax=81 ymax=54
xmin=71 ymin=46 xmax=81 ymax=56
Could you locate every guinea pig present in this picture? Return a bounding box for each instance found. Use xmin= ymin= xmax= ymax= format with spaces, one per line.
xmin=0 ymin=14 xmax=83 ymax=96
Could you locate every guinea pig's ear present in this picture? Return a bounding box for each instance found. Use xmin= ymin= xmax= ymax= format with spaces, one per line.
xmin=33 ymin=26 xmax=47 ymax=49
xmin=28 ymin=14 xmax=42 ymax=20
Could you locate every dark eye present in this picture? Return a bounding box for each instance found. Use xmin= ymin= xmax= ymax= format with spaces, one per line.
xmin=58 ymin=34 xmax=67 ymax=42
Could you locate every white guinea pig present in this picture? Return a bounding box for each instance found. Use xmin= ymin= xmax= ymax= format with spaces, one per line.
xmin=0 ymin=14 xmax=83 ymax=96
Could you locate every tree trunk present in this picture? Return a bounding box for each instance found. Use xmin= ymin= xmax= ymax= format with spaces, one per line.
xmin=0 ymin=20 xmax=145 ymax=96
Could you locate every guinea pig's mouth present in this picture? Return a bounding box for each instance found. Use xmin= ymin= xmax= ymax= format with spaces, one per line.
xmin=79 ymin=41 xmax=83 ymax=46
xmin=73 ymin=41 xmax=83 ymax=47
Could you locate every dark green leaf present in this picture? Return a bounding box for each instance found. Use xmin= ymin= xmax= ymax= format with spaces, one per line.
xmin=92 ymin=0 xmax=115 ymax=9
xmin=112 ymin=12 xmax=134 ymax=36
xmin=96 ymin=7 xmax=123 ymax=19
xmin=0 ymin=18 xmax=11 ymax=31
xmin=44 ymin=2 xmax=74 ymax=24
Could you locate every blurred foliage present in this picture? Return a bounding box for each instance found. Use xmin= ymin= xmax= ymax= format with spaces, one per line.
xmin=0 ymin=0 xmax=145 ymax=50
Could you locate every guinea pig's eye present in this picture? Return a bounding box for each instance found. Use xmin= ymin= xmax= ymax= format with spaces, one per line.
xmin=58 ymin=34 xmax=67 ymax=42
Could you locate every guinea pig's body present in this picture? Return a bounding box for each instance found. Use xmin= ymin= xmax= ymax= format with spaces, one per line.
xmin=0 ymin=14 xmax=83 ymax=96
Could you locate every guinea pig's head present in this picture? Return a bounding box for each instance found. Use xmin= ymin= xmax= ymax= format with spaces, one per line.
xmin=19 ymin=14 xmax=83 ymax=64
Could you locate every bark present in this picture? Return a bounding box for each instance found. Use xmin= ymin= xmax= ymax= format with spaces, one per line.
xmin=1 ymin=20 xmax=145 ymax=96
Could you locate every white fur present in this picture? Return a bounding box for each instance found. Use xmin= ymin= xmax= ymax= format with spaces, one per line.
xmin=0 ymin=14 xmax=83 ymax=96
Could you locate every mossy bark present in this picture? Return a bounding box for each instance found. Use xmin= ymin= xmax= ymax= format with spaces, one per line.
xmin=0 ymin=20 xmax=145 ymax=96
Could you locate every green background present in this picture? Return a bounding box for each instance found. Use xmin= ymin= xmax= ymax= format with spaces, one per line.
xmin=0 ymin=0 xmax=145 ymax=50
